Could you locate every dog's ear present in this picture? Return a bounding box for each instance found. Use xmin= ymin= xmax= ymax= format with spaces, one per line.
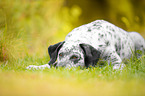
xmin=80 ymin=43 xmax=101 ymax=67
xmin=48 ymin=41 xmax=65 ymax=65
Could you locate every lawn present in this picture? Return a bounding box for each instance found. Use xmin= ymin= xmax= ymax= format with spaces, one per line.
xmin=0 ymin=56 xmax=145 ymax=96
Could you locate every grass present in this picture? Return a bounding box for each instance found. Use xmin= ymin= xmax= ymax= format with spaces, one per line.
xmin=0 ymin=55 xmax=145 ymax=96
xmin=1 ymin=1 xmax=145 ymax=96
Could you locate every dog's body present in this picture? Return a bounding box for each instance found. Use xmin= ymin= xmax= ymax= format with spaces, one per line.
xmin=27 ymin=20 xmax=145 ymax=69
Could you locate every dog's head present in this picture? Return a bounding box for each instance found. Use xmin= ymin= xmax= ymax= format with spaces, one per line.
xmin=48 ymin=41 xmax=101 ymax=68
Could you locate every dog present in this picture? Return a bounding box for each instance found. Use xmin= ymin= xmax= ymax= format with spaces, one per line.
xmin=27 ymin=20 xmax=145 ymax=70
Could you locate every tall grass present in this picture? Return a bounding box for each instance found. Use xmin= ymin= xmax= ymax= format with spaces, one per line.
xmin=0 ymin=0 xmax=82 ymax=63
xmin=0 ymin=0 xmax=145 ymax=62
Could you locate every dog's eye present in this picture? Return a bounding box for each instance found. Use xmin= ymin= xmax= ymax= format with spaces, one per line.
xmin=70 ymin=55 xmax=79 ymax=60
xmin=59 ymin=53 xmax=63 ymax=57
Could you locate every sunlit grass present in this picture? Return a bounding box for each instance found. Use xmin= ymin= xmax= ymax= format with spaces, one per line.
xmin=0 ymin=55 xmax=145 ymax=96
xmin=1 ymin=0 xmax=145 ymax=96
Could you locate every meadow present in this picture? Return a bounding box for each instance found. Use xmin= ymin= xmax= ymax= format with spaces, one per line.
xmin=0 ymin=55 xmax=145 ymax=96
xmin=0 ymin=0 xmax=145 ymax=96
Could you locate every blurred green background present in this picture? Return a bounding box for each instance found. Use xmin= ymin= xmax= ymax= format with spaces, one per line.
xmin=0 ymin=0 xmax=145 ymax=63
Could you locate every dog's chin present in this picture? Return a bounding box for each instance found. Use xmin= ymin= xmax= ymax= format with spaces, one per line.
xmin=56 ymin=63 xmax=85 ymax=68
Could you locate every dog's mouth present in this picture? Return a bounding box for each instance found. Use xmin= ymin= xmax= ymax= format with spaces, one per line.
xmin=55 ymin=62 xmax=85 ymax=68
xmin=56 ymin=63 xmax=73 ymax=67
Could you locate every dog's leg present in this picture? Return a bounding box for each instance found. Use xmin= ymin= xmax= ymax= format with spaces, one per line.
xmin=102 ymin=47 xmax=126 ymax=70
xmin=26 ymin=64 xmax=50 ymax=69
xmin=129 ymin=32 xmax=145 ymax=58
xmin=110 ymin=53 xmax=126 ymax=70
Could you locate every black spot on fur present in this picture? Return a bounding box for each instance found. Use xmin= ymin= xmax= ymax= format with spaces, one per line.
xmin=99 ymin=45 xmax=103 ymax=47
xmin=96 ymin=25 xmax=102 ymax=29
xmin=122 ymin=53 xmax=125 ymax=56
xmin=67 ymin=34 xmax=72 ymax=37
xmin=96 ymin=21 xmax=102 ymax=24
xmin=117 ymin=40 xmax=121 ymax=52
xmin=112 ymin=57 xmax=118 ymax=62
xmin=105 ymin=41 xmax=110 ymax=46
xmin=101 ymin=34 xmax=104 ymax=37
xmin=122 ymin=44 xmax=124 ymax=49
xmin=112 ymin=29 xmax=115 ymax=32
xmin=104 ymin=56 xmax=108 ymax=60
xmin=119 ymin=47 xmax=121 ymax=51
xmin=88 ymin=28 xmax=91 ymax=32
xmin=108 ymin=32 xmax=111 ymax=34
xmin=115 ymin=43 xmax=118 ymax=51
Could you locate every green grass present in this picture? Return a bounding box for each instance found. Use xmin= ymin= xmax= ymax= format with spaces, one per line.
xmin=1 ymin=1 xmax=145 ymax=96
xmin=0 ymin=55 xmax=145 ymax=96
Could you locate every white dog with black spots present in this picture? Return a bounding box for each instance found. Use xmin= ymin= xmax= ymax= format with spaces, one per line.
xmin=27 ymin=20 xmax=145 ymax=70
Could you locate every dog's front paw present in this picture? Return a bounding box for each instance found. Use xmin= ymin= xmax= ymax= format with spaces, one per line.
xmin=26 ymin=64 xmax=50 ymax=69
xmin=113 ymin=63 xmax=126 ymax=70
xmin=26 ymin=65 xmax=39 ymax=69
